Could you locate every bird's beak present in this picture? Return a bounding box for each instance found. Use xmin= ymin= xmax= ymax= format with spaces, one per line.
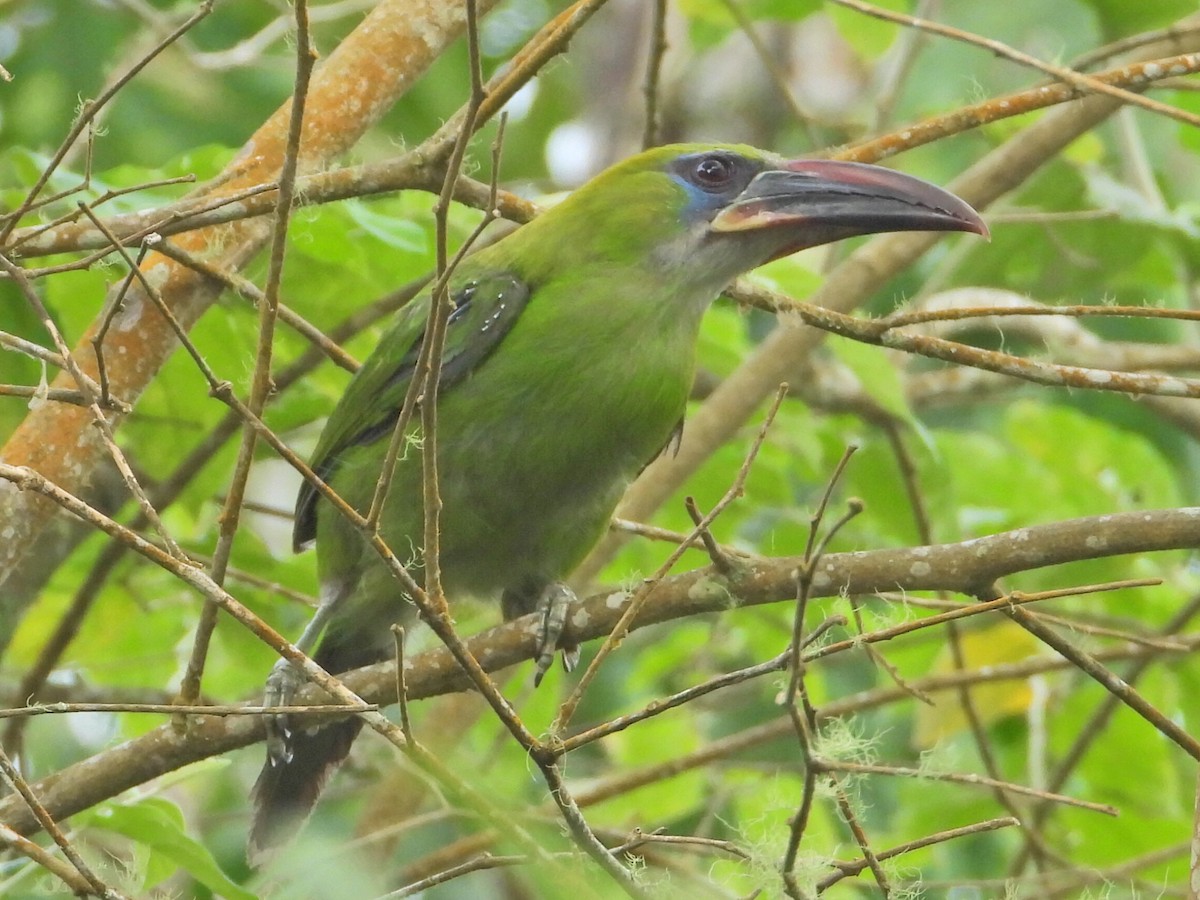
xmin=709 ymin=159 xmax=988 ymax=258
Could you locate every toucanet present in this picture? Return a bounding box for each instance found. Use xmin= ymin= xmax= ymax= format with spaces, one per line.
xmin=248 ymin=142 xmax=986 ymax=857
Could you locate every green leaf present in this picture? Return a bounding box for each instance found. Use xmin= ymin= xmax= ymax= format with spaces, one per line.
xmin=82 ymin=797 xmax=256 ymax=900
xmin=1003 ymin=400 xmax=1180 ymax=512
xmin=1084 ymin=166 xmax=1199 ymax=238
xmin=1083 ymin=0 xmax=1196 ymax=36
xmin=678 ymin=0 xmax=820 ymax=25
xmin=827 ymin=334 xmax=915 ymax=426
xmin=342 ymin=197 xmax=430 ymax=253
xmin=678 ymin=0 xmax=820 ymax=48
xmin=827 ymin=0 xmax=911 ymax=58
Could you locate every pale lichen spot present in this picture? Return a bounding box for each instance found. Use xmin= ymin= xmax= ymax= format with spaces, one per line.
xmin=687 ymin=575 xmax=732 ymax=605
xmin=1161 ymin=376 xmax=1189 ymax=396
xmin=605 ymin=591 xmax=628 ymax=610
xmin=909 ymin=561 xmax=932 ymax=578
xmin=1143 ymin=62 xmax=1163 ymax=79
xmin=233 ymin=140 xmax=256 ymax=163
xmin=111 ymin=290 xmax=146 ymax=333
xmin=811 ymin=570 xmax=832 ymax=589
xmin=413 ymin=2 xmax=468 ymax=48
xmin=1085 ymin=535 xmax=1106 ymax=550
xmin=143 ymin=261 xmax=171 ymax=290
xmin=1085 ymin=369 xmax=1112 ymax=385
xmin=341 ymin=89 xmax=364 ymax=118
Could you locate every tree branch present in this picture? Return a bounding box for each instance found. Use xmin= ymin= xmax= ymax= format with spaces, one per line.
xmin=3 ymin=505 xmax=1198 ymax=835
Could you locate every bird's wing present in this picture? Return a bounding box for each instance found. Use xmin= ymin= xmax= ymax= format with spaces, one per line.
xmin=293 ymin=272 xmax=531 ymax=550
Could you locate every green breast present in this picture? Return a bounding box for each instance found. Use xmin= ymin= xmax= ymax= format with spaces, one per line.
xmin=316 ymin=264 xmax=708 ymax=602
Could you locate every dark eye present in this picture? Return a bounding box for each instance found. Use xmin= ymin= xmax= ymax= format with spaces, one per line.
xmin=692 ymin=155 xmax=736 ymax=190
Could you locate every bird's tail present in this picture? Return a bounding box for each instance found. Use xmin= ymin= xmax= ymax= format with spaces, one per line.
xmin=247 ymin=633 xmax=386 ymax=864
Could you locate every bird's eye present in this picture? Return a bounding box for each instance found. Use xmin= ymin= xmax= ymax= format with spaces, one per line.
xmin=691 ymin=155 xmax=736 ymax=191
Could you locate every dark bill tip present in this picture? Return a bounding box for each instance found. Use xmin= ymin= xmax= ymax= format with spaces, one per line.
xmin=710 ymin=158 xmax=988 ymax=243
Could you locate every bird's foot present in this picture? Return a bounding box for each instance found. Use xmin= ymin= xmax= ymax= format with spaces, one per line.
xmin=263 ymin=658 xmax=303 ymax=765
xmin=533 ymin=582 xmax=581 ymax=686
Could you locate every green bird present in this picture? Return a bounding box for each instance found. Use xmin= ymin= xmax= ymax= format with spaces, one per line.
xmin=249 ymin=142 xmax=986 ymax=857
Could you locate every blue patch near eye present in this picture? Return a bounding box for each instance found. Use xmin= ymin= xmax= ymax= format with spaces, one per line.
xmin=670 ymin=173 xmax=728 ymax=222
xmin=667 ymin=152 xmax=760 ymax=223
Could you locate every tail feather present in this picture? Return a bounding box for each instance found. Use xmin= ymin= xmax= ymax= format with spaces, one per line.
xmin=248 ymin=633 xmax=386 ymax=864
xmin=248 ymin=715 xmax=363 ymax=863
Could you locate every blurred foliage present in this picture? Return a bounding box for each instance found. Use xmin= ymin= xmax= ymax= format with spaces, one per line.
xmin=3 ymin=0 xmax=1200 ymax=897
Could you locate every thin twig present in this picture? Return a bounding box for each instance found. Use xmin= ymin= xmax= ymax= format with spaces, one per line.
xmin=1003 ymin=599 xmax=1200 ymax=761
xmin=10 ymin=47 xmax=1198 ymax=263
xmin=817 ymin=817 xmax=1020 ymax=891
xmin=0 ymin=384 xmax=126 ymax=410
xmin=386 ymin=853 xmax=526 ymax=898
xmin=684 ymin=495 xmax=734 ymax=575
xmin=0 ymin=278 xmax=421 ymax=754
xmin=1011 ymin=589 xmax=1200 ymax=875
xmin=0 ymin=463 xmax=566 ymax=878
xmin=152 ymin=237 xmax=358 ymax=371
xmin=641 ymin=0 xmax=669 ymax=149
xmin=806 ymin=580 xmax=1159 ymax=661
xmin=0 ymin=702 xmax=373 ymax=719
xmin=828 ymin=0 xmax=1200 ymax=129
xmin=819 ymin=759 xmax=1115 ymax=815
xmin=0 ymin=745 xmax=124 ymax=899
xmin=732 ymin=282 xmax=1200 ymax=401
xmin=0 ymin=251 xmax=186 ymax=560
xmin=0 ymin=823 xmax=102 ymax=898
xmin=537 ymin=762 xmax=648 ymax=896
xmin=562 ymin=651 xmax=792 ymax=752
xmin=393 ymin=625 xmax=412 ymax=740
xmin=782 ymin=446 xmax=861 ymax=894
xmin=177 ymin=0 xmax=317 ymax=709
xmin=4 ymin=173 xmax=195 ymax=242
xmin=0 ymin=0 xmax=214 ymax=243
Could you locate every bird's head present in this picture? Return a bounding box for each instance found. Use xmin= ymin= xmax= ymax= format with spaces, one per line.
xmin=516 ymin=143 xmax=986 ymax=296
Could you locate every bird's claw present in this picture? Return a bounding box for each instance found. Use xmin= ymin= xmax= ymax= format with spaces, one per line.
xmin=533 ymin=582 xmax=580 ymax=686
xmin=263 ymin=658 xmax=303 ymax=765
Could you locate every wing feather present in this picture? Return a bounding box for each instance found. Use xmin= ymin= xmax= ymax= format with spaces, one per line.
xmin=292 ymin=272 xmax=530 ymax=550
